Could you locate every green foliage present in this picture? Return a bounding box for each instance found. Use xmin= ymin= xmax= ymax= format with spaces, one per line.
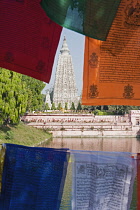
xmin=94 ymin=110 xmax=108 ymax=115
xmin=51 ymin=102 xmax=56 ymax=110
xmin=108 ymin=105 xmax=140 ymax=115
xmin=0 ymin=68 xmax=28 ymax=124
xmin=65 ymin=102 xmax=68 ymax=110
xmin=94 ymin=109 xmax=99 ymax=115
xmin=57 ymin=103 xmax=62 ymax=110
xmin=49 ymin=88 xmax=54 ymax=103
xmin=77 ymin=102 xmax=82 ymax=110
xmin=82 ymin=105 xmax=140 ymax=115
xmin=70 ymin=102 xmax=75 ymax=110
xmin=44 ymin=103 xmax=50 ymax=110
xmin=22 ymin=75 xmax=45 ymax=111
xmin=97 ymin=110 xmax=107 ymax=115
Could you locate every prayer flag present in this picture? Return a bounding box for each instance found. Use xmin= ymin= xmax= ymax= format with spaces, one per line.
xmin=40 ymin=0 xmax=121 ymax=41
xmin=82 ymin=0 xmax=140 ymax=106
xmin=71 ymin=150 xmax=136 ymax=210
xmin=137 ymin=153 xmax=140 ymax=209
xmin=0 ymin=0 xmax=62 ymax=83
xmin=0 ymin=144 xmax=69 ymax=210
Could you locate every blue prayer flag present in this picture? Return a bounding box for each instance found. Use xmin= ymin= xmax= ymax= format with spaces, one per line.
xmin=0 ymin=144 xmax=69 ymax=210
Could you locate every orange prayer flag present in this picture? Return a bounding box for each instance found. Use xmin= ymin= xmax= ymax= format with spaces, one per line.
xmin=137 ymin=153 xmax=140 ymax=210
xmin=82 ymin=0 xmax=140 ymax=106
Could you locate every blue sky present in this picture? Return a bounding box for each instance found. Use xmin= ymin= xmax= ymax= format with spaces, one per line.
xmin=43 ymin=28 xmax=85 ymax=96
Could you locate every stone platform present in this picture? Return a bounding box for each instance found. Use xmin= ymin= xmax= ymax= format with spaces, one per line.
xmin=21 ymin=110 xmax=140 ymax=137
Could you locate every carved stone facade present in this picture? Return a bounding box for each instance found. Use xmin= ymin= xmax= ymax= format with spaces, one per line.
xmin=53 ymin=37 xmax=78 ymax=109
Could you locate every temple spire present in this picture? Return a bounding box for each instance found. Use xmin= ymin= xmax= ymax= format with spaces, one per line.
xmin=53 ymin=36 xmax=78 ymax=109
xmin=60 ymin=36 xmax=70 ymax=55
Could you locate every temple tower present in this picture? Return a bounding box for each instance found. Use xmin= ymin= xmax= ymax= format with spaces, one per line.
xmin=53 ymin=37 xmax=78 ymax=109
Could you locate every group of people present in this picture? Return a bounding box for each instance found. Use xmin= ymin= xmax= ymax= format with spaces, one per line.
xmin=23 ymin=115 xmax=130 ymax=125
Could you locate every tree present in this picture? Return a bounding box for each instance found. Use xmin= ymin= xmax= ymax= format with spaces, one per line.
xmin=65 ymin=102 xmax=68 ymax=110
xmin=77 ymin=102 xmax=82 ymax=111
xmin=57 ymin=103 xmax=62 ymax=110
xmin=70 ymin=102 xmax=75 ymax=111
xmin=44 ymin=103 xmax=50 ymax=110
xmin=51 ymin=102 xmax=56 ymax=110
xmin=22 ymin=75 xmax=45 ymax=111
xmin=0 ymin=68 xmax=28 ymax=124
xmin=107 ymin=105 xmax=140 ymax=115
xmin=49 ymin=87 xmax=54 ymax=103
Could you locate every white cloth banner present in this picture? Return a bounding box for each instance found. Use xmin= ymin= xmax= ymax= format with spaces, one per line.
xmin=71 ymin=151 xmax=136 ymax=210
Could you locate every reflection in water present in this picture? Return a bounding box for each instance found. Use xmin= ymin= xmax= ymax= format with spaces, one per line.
xmin=42 ymin=137 xmax=140 ymax=153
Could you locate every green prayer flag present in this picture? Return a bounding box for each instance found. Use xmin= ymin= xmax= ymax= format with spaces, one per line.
xmin=40 ymin=0 xmax=121 ymax=41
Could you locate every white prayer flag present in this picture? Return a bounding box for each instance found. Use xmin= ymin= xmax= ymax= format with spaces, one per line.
xmin=71 ymin=151 xmax=136 ymax=210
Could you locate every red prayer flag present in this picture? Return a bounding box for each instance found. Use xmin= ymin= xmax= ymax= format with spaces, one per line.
xmin=0 ymin=0 xmax=62 ymax=83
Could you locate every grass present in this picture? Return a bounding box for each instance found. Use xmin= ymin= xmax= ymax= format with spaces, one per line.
xmin=0 ymin=122 xmax=52 ymax=190
xmin=0 ymin=122 xmax=52 ymax=147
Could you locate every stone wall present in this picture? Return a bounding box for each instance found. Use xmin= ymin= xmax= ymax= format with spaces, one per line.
xmin=22 ymin=113 xmax=130 ymax=124
xmin=21 ymin=111 xmax=140 ymax=137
